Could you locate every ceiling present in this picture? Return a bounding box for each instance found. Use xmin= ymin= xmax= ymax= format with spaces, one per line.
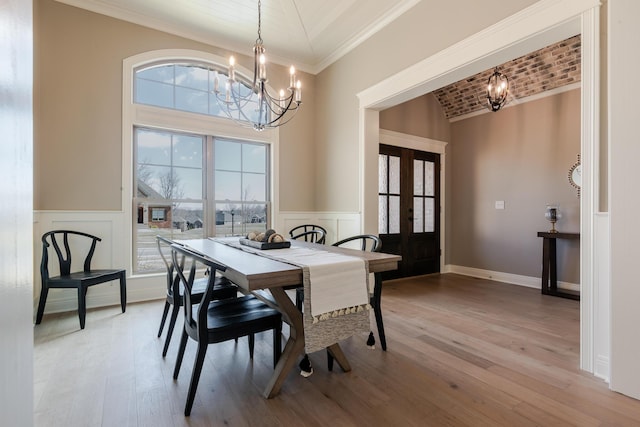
xmin=54 ymin=1 xmax=580 ymax=117
xmin=54 ymin=0 xmax=420 ymax=74
xmin=433 ymin=35 xmax=582 ymax=121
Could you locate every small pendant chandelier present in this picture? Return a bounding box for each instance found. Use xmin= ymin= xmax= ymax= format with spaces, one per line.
xmin=213 ymin=0 xmax=301 ymax=131
xmin=484 ymin=66 xmax=510 ymax=112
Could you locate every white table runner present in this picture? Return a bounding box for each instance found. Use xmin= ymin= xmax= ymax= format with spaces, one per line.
xmin=214 ymin=238 xmax=371 ymax=353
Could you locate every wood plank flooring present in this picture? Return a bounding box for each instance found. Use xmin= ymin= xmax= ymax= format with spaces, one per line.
xmin=34 ymin=274 xmax=640 ymax=426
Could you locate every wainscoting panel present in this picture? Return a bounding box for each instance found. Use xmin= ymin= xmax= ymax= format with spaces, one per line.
xmin=33 ymin=210 xmax=166 ymax=317
xmin=34 ymin=210 xmax=363 ymax=317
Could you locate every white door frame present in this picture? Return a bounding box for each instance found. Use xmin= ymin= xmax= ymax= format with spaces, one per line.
xmin=357 ymin=0 xmax=601 ymax=374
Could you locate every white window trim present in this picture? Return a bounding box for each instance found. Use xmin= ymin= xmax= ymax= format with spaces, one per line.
xmin=123 ymin=49 xmax=280 ymax=277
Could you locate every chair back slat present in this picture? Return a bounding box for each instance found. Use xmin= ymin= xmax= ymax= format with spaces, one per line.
xmin=84 ymin=238 xmax=98 ymax=272
xmin=289 ymin=224 xmax=327 ymax=244
xmin=171 ymin=243 xmax=227 ymax=342
xmin=42 ymin=230 xmax=103 ymax=277
xmin=51 ymin=233 xmax=72 ymax=276
xmin=332 ymin=234 xmax=381 ymax=253
xmin=37 ymin=229 xmax=126 ymax=330
xmin=290 ymin=229 xmax=326 ymax=245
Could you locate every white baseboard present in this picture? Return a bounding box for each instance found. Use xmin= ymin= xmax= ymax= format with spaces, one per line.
xmin=594 ymin=355 xmax=610 ymax=383
xmin=444 ymin=264 xmax=580 ymax=292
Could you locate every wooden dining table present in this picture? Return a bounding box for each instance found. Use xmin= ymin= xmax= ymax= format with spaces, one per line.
xmin=177 ymin=237 xmax=401 ymax=398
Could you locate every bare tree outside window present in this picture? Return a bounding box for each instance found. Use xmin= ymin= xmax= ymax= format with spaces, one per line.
xmin=137 ymin=160 xmax=153 ymax=186
xmin=159 ymin=170 xmax=184 ymax=200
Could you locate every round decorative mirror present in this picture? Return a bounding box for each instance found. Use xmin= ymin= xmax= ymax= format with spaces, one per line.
xmin=568 ymin=154 xmax=581 ymax=197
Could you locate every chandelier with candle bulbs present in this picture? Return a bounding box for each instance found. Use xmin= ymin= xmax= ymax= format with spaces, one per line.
xmin=213 ymin=0 xmax=301 ymax=131
xmin=484 ymin=66 xmax=510 ymax=112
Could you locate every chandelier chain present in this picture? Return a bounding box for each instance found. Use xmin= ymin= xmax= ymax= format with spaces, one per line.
xmin=256 ymin=0 xmax=262 ymax=44
xmin=213 ymin=0 xmax=301 ymax=131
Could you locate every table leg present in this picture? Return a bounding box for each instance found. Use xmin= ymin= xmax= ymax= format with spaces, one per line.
xmin=539 ymin=235 xmax=580 ymax=300
xmin=549 ymin=238 xmax=558 ymax=293
xmin=541 ymin=237 xmax=550 ymax=295
xmin=263 ymin=287 xmax=305 ymax=399
xmin=326 ymin=344 xmax=351 ymax=372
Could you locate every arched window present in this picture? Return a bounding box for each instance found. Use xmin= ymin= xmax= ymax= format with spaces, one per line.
xmin=123 ymin=50 xmax=279 ymax=275
xmin=134 ymin=62 xmax=262 ymax=123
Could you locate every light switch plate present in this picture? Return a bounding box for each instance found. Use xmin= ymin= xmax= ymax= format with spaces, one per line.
xmin=495 ymin=200 xmax=505 ymax=210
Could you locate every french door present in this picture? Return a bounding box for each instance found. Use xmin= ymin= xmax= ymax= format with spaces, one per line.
xmin=378 ymin=144 xmax=440 ymax=279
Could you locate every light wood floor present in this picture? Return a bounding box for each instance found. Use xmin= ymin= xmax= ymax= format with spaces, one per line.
xmin=34 ymin=274 xmax=640 ymax=426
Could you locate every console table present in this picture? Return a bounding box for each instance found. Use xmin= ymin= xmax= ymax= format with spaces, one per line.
xmin=537 ymin=232 xmax=580 ymax=300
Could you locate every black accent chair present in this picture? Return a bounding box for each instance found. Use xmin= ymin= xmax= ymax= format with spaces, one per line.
xmin=171 ymin=243 xmax=282 ymax=416
xmin=156 ymin=236 xmax=238 ymax=357
xmin=289 ymin=224 xmax=327 ymax=244
xmin=36 ymin=230 xmax=127 ymax=329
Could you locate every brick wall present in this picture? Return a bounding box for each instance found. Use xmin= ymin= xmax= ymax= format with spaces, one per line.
xmin=433 ymin=35 xmax=581 ymax=119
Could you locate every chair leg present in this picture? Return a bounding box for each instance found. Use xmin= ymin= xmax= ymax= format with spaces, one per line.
xmin=35 ymin=285 xmax=49 ymax=325
xmin=162 ymin=303 xmax=180 ymax=357
xmin=119 ymin=272 xmax=127 ymax=313
xmin=273 ymin=322 xmax=282 ymax=368
xmin=295 ymin=288 xmax=304 ymax=311
xmin=184 ymin=342 xmax=208 ymax=417
xmin=373 ymin=304 xmax=386 ymax=351
xmin=372 ymin=274 xmax=387 ymax=351
xmin=248 ymin=334 xmax=255 ymax=359
xmin=157 ymin=301 xmax=170 ymax=338
xmin=78 ymin=286 xmax=87 ymax=329
xmin=173 ymin=329 xmax=189 ymax=380
xmin=327 ymin=349 xmax=334 ymax=371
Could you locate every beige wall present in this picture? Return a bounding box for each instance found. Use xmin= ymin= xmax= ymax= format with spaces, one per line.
xmin=34 ymin=0 xmax=315 ymax=212
xmin=379 ymin=88 xmax=580 ymax=283
xmin=450 ymin=89 xmax=581 ymax=283
xmin=314 ymin=0 xmax=539 ymax=212
xmin=379 ymin=93 xmax=451 ymax=142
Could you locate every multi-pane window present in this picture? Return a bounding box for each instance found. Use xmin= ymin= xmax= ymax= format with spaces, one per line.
xmin=378 ymin=153 xmax=401 ymax=234
xmin=133 ymin=127 xmax=269 ymax=274
xmin=378 ymin=153 xmax=436 ymax=235
xmin=129 ymin=58 xmax=275 ymax=275
xmin=135 ymin=63 xmax=263 ymax=123
xmin=214 ymin=139 xmax=269 ymax=237
xmin=134 ymin=128 xmax=206 ymax=273
xmin=413 ymin=159 xmax=435 ymax=233
xmin=151 ymin=208 xmax=165 ymax=222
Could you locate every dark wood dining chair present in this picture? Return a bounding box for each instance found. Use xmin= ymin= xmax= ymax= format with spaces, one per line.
xmin=36 ymin=230 xmax=127 ymax=329
xmin=156 ymin=236 xmax=238 ymax=357
xmin=170 ymin=243 xmax=282 ymax=416
xmin=289 ymin=224 xmax=327 ymax=244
